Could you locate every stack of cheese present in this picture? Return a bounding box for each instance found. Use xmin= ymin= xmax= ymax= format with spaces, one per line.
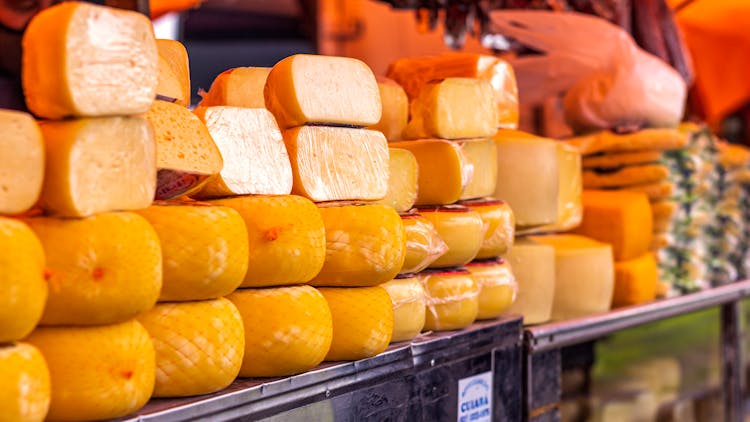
xmin=19 ymin=3 xmax=163 ymax=420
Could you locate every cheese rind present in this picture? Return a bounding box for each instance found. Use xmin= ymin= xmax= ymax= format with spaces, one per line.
xmin=613 ymin=253 xmax=658 ymax=307
xmin=505 ymin=238 xmax=556 ymax=325
xmin=369 ymin=77 xmax=408 ymax=141
xmin=420 ymin=269 xmax=479 ymax=331
xmin=466 ymin=258 xmax=517 ymax=320
xmin=0 ymin=343 xmax=50 ymax=422
xmin=460 ymin=198 xmax=515 ymax=259
xmin=400 ymin=213 xmax=448 ymax=274
xmin=458 ymin=138 xmax=498 ymax=200
xmin=199 ymin=67 xmax=270 ymax=108
xmin=38 ymin=117 xmax=156 ymax=217
xmin=375 ymin=148 xmax=418 ymax=213
xmin=418 ymin=205 xmax=485 ymax=268
xmin=156 ymin=39 xmax=191 ymax=106
xmin=193 ymin=106 xmax=293 ymax=198
xmin=0 ymin=110 xmax=44 ymax=215
xmin=265 ymin=54 xmax=381 ymax=128
xmin=22 ymin=2 xmax=157 ymax=118
xmin=381 ymin=276 xmax=426 ymax=342
xmin=284 ymin=126 xmax=389 ymax=202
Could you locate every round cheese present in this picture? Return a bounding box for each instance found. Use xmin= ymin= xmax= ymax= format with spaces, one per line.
xmin=461 ymin=198 xmax=515 ymax=259
xmin=420 ymin=269 xmax=479 ymax=331
xmin=381 ymin=276 xmax=426 ymax=342
xmin=198 ymin=67 xmax=270 ymax=108
xmin=466 ymin=258 xmax=517 ymax=320
xmin=400 ymin=213 xmax=448 ymax=274
xmin=505 ymin=238 xmax=556 ymax=325
xmin=0 ymin=343 xmax=50 ymax=422
xmin=418 ymin=205 xmax=485 ymax=268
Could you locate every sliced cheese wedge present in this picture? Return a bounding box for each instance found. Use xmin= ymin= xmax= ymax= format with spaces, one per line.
xmin=613 ymin=253 xmax=658 ymax=307
xmin=0 ymin=110 xmax=44 ymax=215
xmin=420 ymin=268 xmax=479 ymax=331
xmin=369 ymin=77 xmax=408 ymax=141
xmin=375 ymin=148 xmax=418 ymax=213
xmin=460 ymin=198 xmax=515 ymax=259
xmin=505 ymin=238 xmax=556 ymax=325
xmin=400 ymin=213 xmax=448 ymax=274
xmin=418 ymin=205 xmax=485 ymax=268
xmin=156 ymin=39 xmax=191 ymax=106
xmin=199 ymin=67 xmax=270 ymax=108
xmin=0 ymin=343 xmax=50 ymax=422
xmin=381 ymin=275 xmax=426 ymax=342
xmin=466 ymin=258 xmax=517 ymax=320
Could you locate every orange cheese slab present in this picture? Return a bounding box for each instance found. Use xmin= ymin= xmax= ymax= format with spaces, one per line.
xmin=0 ymin=110 xmax=44 ymax=215
xmin=156 ymin=39 xmax=191 ymax=106
xmin=199 ymin=67 xmax=270 ymax=108
xmin=613 ymin=253 xmax=658 ymax=308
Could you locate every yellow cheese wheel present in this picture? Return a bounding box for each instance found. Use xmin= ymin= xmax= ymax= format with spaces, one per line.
xmin=505 ymin=238 xmax=556 ymax=325
xmin=136 ymin=204 xmax=248 ymax=301
xmin=400 ymin=213 xmax=448 ymax=274
xmin=418 ymin=205 xmax=485 ymax=268
xmin=310 ymin=204 xmax=405 ymax=287
xmin=381 ymin=276 xmax=426 ymax=342
xmin=137 ymin=298 xmax=244 ymax=397
xmin=319 ymin=286 xmax=393 ymax=361
xmin=0 ymin=343 xmax=50 ymax=422
xmin=0 ymin=110 xmax=44 ymax=215
xmin=208 ymin=195 xmax=325 ymax=287
xmin=420 ymin=268 xmax=479 ymax=331
xmin=0 ymin=217 xmax=47 ymax=343
xmin=26 ymin=320 xmax=155 ymax=421
xmin=466 ymin=258 xmax=517 ymax=320
xmin=460 ymin=198 xmax=515 ymax=259
xmin=227 ymin=285 xmax=332 ymax=377
xmin=198 ymin=67 xmax=270 ymax=108
xmin=26 ymin=212 xmax=162 ymax=326
xmin=369 ymin=76 xmax=408 ymax=141
xmin=155 ymin=39 xmax=191 ymax=107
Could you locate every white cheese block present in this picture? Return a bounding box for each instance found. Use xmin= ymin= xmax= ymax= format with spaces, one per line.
xmin=505 ymin=237 xmax=556 ymax=325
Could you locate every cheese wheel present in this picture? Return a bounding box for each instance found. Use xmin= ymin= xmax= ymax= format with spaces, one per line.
xmin=613 ymin=253 xmax=658 ymax=307
xmin=283 ymin=126 xmax=389 ymax=202
xmin=375 ymin=148 xmax=418 ymax=213
xmin=458 ymin=138 xmax=498 ymax=200
xmin=460 ymin=198 xmax=515 ymax=259
xmin=381 ymin=275 xmax=426 ymax=342
xmin=369 ymin=77 xmax=408 ymax=141
xmin=137 ymin=298 xmax=244 ymax=397
xmin=227 ymin=285 xmax=332 ymax=377
xmin=400 ymin=213 xmax=448 ymax=274
xmin=505 ymin=238 xmax=556 ymax=325
xmin=264 ymin=54 xmax=381 ymax=128
xmin=199 ymin=67 xmax=270 ymax=108
xmin=135 ymin=205 xmax=248 ymax=301
xmin=318 ymin=286 xmax=393 ymax=361
xmin=193 ymin=106 xmax=293 ymax=198
xmin=155 ymin=39 xmax=191 ymax=106
xmin=0 ymin=343 xmax=50 ymax=422
xmin=466 ymin=258 xmax=517 ymax=320
xmin=403 ymin=78 xmax=498 ymax=140
xmin=0 ymin=218 xmax=46 ymax=342
xmin=418 ymin=205 xmax=485 ymax=268
xmin=0 ymin=110 xmax=44 ymax=215
xmin=26 ymin=212 xmax=162 ymax=326
xmin=420 ymin=268 xmax=479 ymax=331
xmin=311 ymin=204 xmax=405 ymax=287
xmin=22 ymin=2 xmax=157 ymax=118
xmin=144 ymin=100 xmax=223 ymax=200
xmin=26 ymin=320 xmax=155 ymax=421
xmin=208 ymin=195 xmax=325 ymax=287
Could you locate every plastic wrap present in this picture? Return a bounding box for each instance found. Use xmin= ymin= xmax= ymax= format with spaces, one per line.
xmin=197 ymin=67 xmax=270 ymax=108
xmin=375 ymin=148 xmax=418 ymax=213
xmin=456 ymin=138 xmax=498 ymax=200
xmin=460 ymin=198 xmax=515 ymax=259
xmin=381 ymin=275 xmax=426 ymax=342
xmin=419 ymin=268 xmax=479 ymax=332
xmin=285 ymin=126 xmax=389 ymax=202
xmin=466 ymin=258 xmax=518 ymax=320
xmin=612 ymin=253 xmax=658 ymax=308
xmin=156 ymin=40 xmax=191 ymax=107
xmin=369 ymin=76 xmax=408 ymax=141
xmin=505 ymin=238 xmax=556 ymax=325
xmin=0 ymin=110 xmax=43 ymax=215
xmin=417 ymin=205 xmax=486 ymax=269
xmin=400 ymin=213 xmax=448 ymax=275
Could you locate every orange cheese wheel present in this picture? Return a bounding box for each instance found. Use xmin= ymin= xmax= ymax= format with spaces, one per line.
xmin=0 ymin=343 xmax=50 ymax=422
xmin=420 ymin=268 xmax=479 ymax=331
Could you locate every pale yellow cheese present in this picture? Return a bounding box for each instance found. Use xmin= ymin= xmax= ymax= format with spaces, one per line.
xmin=529 ymin=235 xmax=614 ymax=320
xmin=156 ymin=39 xmax=191 ymax=106
xmin=505 ymin=238 xmax=556 ymax=325
xmin=318 ymin=286 xmax=393 ymax=361
xmin=0 ymin=218 xmax=47 ymax=343
xmin=375 ymin=148 xmax=418 ymax=213
xmin=0 ymin=110 xmax=44 ymax=215
xmin=0 ymin=343 xmax=50 ymax=422
xmin=228 ymin=285 xmax=332 ymax=376
xmin=26 ymin=320 xmax=155 ymax=421
xmin=193 ymin=106 xmax=293 ymax=198
xmin=26 ymin=212 xmax=162 ymax=326
xmin=22 ymin=2 xmax=157 ymax=118
xmin=420 ymin=268 xmax=479 ymax=331
xmin=283 ymin=126 xmax=389 ymax=202
xmin=137 ymin=298 xmax=244 ymax=397
xmin=208 ymin=195 xmax=325 ymax=287
xmin=381 ymin=276 xmax=426 ymax=342
xmin=369 ymin=77 xmax=408 ymax=141
xmin=466 ymin=258 xmax=517 ymax=320
xmin=265 ymin=54 xmax=381 ymax=128
xmin=400 ymin=213 xmax=448 ymax=274
xmin=403 ymin=78 xmax=498 ymax=140
xmin=458 ymin=138 xmax=498 ymax=200
xmin=136 ymin=205 xmax=249 ymax=301
xmin=418 ymin=205 xmax=485 ymax=268
xmin=38 ymin=117 xmax=156 ymax=217
xmin=460 ymin=198 xmax=515 ymax=259
xmin=199 ymin=67 xmax=270 ymax=108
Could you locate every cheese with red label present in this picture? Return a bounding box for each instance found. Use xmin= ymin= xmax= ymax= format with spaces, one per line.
xmin=460 ymin=198 xmax=515 ymax=259
xmin=199 ymin=67 xmax=270 ymax=108
xmin=420 ymin=268 xmax=479 ymax=331
xmin=156 ymin=39 xmax=191 ymax=106
xmin=419 ymin=205 xmax=485 ymax=268
xmin=0 ymin=110 xmax=44 ymax=215
xmin=466 ymin=258 xmax=517 ymax=320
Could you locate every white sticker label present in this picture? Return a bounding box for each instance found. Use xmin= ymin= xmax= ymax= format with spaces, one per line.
xmin=457 ymin=371 xmax=493 ymax=422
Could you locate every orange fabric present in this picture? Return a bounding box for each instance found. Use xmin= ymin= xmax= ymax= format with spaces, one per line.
xmin=150 ymin=0 xmax=203 ymax=19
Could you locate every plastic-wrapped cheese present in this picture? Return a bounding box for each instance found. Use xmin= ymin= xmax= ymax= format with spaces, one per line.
xmin=460 ymin=198 xmax=515 ymax=259
xmin=375 ymin=148 xmax=418 ymax=213
xmin=0 ymin=218 xmax=46 ymax=343
xmin=208 ymin=195 xmax=325 ymax=287
xmin=466 ymin=258 xmax=517 ymax=320
xmin=193 ymin=106 xmax=293 ymax=198
xmin=0 ymin=110 xmax=44 ymax=215
xmin=420 ymin=268 xmax=479 ymax=331
xmin=144 ymin=100 xmax=223 ymax=200
xmin=381 ymin=275 xmax=426 ymax=342
xmin=135 ymin=204 xmax=248 ymax=301
xmin=155 ymin=39 xmax=190 ymax=106
xmin=26 ymin=212 xmax=162 ymax=326
xmin=369 ymin=77 xmax=408 ymax=141
xmin=505 ymin=238 xmax=556 ymax=325
xmin=529 ymin=235 xmax=614 ymax=320
xmin=199 ymin=67 xmax=270 ymax=108
xmin=613 ymin=253 xmax=658 ymax=307
xmin=403 ymin=78 xmax=498 ymax=140
xmin=137 ymin=298 xmax=244 ymax=397
xmin=284 ymin=126 xmax=389 ymax=202
xmin=457 ymin=138 xmax=498 ymax=200
xmin=400 ymin=213 xmax=448 ymax=274
xmin=265 ymin=54 xmax=381 ymax=128
xmin=38 ymin=117 xmax=156 ymax=217
xmin=22 ymin=2 xmax=157 ymax=118
xmin=318 ymin=286 xmax=393 ymax=361
xmin=227 ymin=285 xmax=332 ymax=377
xmin=0 ymin=343 xmax=50 ymax=422
xmin=418 ymin=205 xmax=485 ymax=268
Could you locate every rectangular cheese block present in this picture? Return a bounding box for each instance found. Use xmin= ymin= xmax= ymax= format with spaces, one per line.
xmin=375 ymin=148 xmax=418 ymax=213
xmin=391 ymin=139 xmax=470 ymax=206
xmin=0 ymin=110 xmax=44 ymax=215
xmin=283 ymin=126 xmax=388 ymax=202
xmin=198 ymin=67 xmax=270 ymax=108
xmin=583 ymin=164 xmax=670 ymax=188
xmin=369 ymin=77 xmax=408 ymax=141
xmin=22 ymin=2 xmax=157 ymax=118
xmin=529 ymin=234 xmax=614 ymax=320
xmin=156 ymin=39 xmax=191 ymax=106
xmin=572 ymin=190 xmax=653 ymax=260
xmin=39 ymin=117 xmax=156 ymax=217
xmin=565 ymin=129 xmax=689 ymax=156
xmin=193 ymin=106 xmax=293 ymax=198
xmin=613 ymin=253 xmax=658 ymax=307
xmin=403 ymin=77 xmax=498 ymax=140
xmin=457 ymin=138 xmax=498 ymax=200
xmin=505 ymin=238 xmax=556 ymax=325
xmin=493 ymin=130 xmax=559 ymax=226
xmin=265 ymin=54 xmax=381 ymax=128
